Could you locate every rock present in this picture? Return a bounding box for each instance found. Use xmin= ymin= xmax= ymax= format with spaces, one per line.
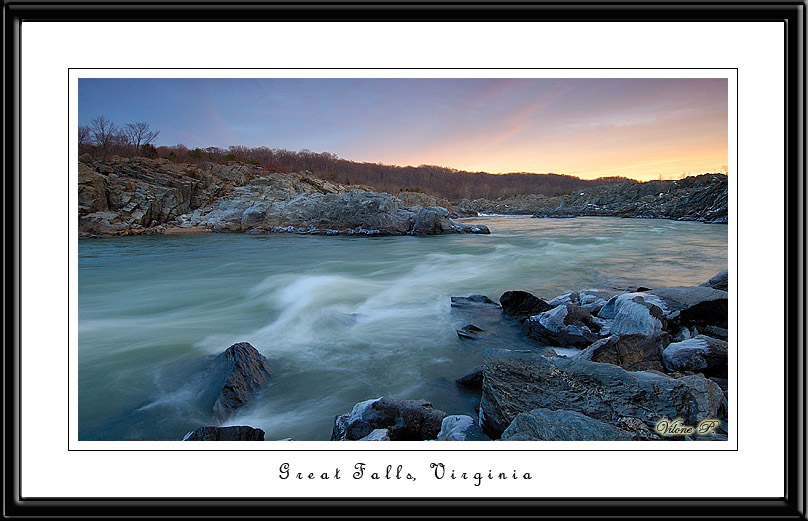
xmin=479 ymin=348 xmax=725 ymax=438
xmin=210 ymin=342 xmax=272 ymax=420
xmin=615 ymin=417 xmax=662 ymax=440
xmin=578 ymin=290 xmax=612 ymax=315
xmin=437 ymin=415 xmax=489 ymax=441
xmin=699 ymin=325 xmax=729 ymax=341
xmin=450 ymin=295 xmax=499 ymax=308
xmin=572 ymin=334 xmax=668 ymax=372
xmin=500 ymin=408 xmax=633 ymax=441
xmin=456 ymin=324 xmax=484 ymax=340
xmin=358 ymin=429 xmax=391 ymax=441
xmin=531 ymin=174 xmax=728 ymax=223
xmin=701 ymin=269 xmax=728 ymax=291
xmin=646 ymin=286 xmax=728 ymax=329
xmin=456 ymin=367 xmax=483 ymax=389
xmin=499 ymin=290 xmax=553 ymax=319
xmin=182 ymin=425 xmax=265 ymax=441
xmin=526 ymin=304 xmax=601 ymax=347
xmin=547 ymin=292 xmax=580 ymax=307
xmin=662 ymin=335 xmax=728 ymax=378
xmin=331 ymin=397 xmax=447 ymax=441
xmin=610 ymin=296 xmax=666 ymax=337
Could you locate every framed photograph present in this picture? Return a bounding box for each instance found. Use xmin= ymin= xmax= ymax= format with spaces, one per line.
xmin=7 ymin=2 xmax=802 ymax=518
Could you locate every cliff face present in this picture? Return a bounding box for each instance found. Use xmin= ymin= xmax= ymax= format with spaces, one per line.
xmin=532 ymin=174 xmax=728 ymax=223
xmin=77 ymin=157 xmax=488 ymax=238
xmin=78 ymin=157 xmax=268 ymax=237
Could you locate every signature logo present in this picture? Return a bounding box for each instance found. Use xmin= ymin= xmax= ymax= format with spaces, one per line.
xmin=655 ymin=417 xmax=721 ymax=436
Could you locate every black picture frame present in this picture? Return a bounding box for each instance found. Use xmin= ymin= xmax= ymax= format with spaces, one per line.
xmin=5 ymin=2 xmax=803 ymax=518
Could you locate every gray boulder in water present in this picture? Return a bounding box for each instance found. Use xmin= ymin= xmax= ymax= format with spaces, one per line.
xmin=210 ymin=342 xmax=272 ymax=420
xmin=331 ymin=397 xmax=447 ymax=441
xmin=526 ymin=304 xmax=601 ymax=347
xmin=500 ymin=408 xmax=633 ymax=441
xmin=437 ymin=415 xmax=489 ymax=441
xmin=662 ymin=335 xmax=728 ymax=378
xmin=183 ymin=425 xmax=265 ymax=441
xmin=479 ymin=348 xmax=725 ymax=438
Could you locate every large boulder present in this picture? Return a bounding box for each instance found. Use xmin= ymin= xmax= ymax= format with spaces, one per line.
xmin=479 ymin=348 xmax=725 ymax=438
xmin=182 ymin=425 xmax=265 ymax=441
xmin=210 ymin=342 xmax=272 ymax=420
xmin=647 ymin=286 xmax=728 ymax=329
xmin=331 ymin=397 xmax=447 ymax=441
xmin=608 ymin=295 xmax=666 ymax=337
xmin=500 ymin=408 xmax=633 ymax=441
xmin=662 ymin=335 xmax=728 ymax=378
xmin=499 ymin=290 xmax=553 ymax=319
xmin=437 ymin=415 xmax=489 ymax=441
xmin=573 ymin=334 xmax=668 ymax=372
xmin=526 ymin=304 xmax=601 ymax=347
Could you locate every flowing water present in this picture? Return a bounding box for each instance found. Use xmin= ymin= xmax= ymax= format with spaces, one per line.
xmin=78 ymin=216 xmax=728 ymax=440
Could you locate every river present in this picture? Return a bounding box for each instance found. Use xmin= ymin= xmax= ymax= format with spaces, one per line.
xmin=78 ymin=216 xmax=728 ymax=440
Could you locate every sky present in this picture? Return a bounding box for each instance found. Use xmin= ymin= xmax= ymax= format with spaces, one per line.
xmin=78 ymin=77 xmax=728 ymax=181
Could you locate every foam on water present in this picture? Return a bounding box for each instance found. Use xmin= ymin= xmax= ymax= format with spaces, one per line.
xmin=78 ymin=216 xmax=728 ymax=440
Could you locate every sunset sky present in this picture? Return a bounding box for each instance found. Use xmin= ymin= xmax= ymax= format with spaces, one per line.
xmin=78 ymin=78 xmax=728 ymax=181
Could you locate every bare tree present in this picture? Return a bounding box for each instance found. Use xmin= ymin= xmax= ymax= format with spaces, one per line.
xmin=78 ymin=125 xmax=92 ymax=154
xmin=123 ymin=122 xmax=160 ymax=156
xmin=90 ymin=116 xmax=118 ymax=158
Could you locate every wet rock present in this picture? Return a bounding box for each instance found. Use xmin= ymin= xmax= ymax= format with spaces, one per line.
xmin=211 ymin=342 xmax=272 ymax=420
xmin=456 ymin=367 xmax=483 ymax=389
xmin=456 ymin=324 xmax=484 ymax=340
xmin=647 ymin=286 xmax=728 ymax=329
xmin=479 ymin=348 xmax=725 ymax=439
xmin=331 ymin=397 xmax=447 ymax=441
xmin=700 ymin=269 xmax=728 ymax=291
xmin=662 ymin=335 xmax=728 ymax=378
xmin=499 ymin=290 xmax=553 ymax=319
xmin=526 ymin=304 xmax=601 ymax=348
xmin=573 ymin=334 xmax=668 ymax=372
xmin=450 ymin=295 xmax=499 ymax=308
xmin=500 ymin=408 xmax=633 ymax=441
xmin=609 ymin=296 xmax=666 ymax=337
xmin=358 ymin=429 xmax=391 ymax=441
xmin=182 ymin=425 xmax=265 ymax=441
xmin=437 ymin=415 xmax=489 ymax=441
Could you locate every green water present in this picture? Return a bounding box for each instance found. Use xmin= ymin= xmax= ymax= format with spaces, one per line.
xmin=78 ymin=216 xmax=728 ymax=440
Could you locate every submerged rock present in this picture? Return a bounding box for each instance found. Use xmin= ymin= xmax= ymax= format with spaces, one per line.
xmin=456 ymin=366 xmax=483 ymax=389
xmin=211 ymin=342 xmax=272 ymax=420
xmin=573 ymin=333 xmax=668 ymax=372
xmin=479 ymin=348 xmax=725 ymax=439
xmin=183 ymin=425 xmax=265 ymax=441
xmin=662 ymin=335 xmax=728 ymax=378
xmin=331 ymin=397 xmax=447 ymax=441
xmin=500 ymin=408 xmax=633 ymax=441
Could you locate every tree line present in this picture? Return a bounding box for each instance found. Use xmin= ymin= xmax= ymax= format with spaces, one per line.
xmin=149 ymin=144 xmax=628 ymax=200
xmin=78 ymin=117 xmax=628 ymax=200
xmin=79 ymin=116 xmax=160 ymax=159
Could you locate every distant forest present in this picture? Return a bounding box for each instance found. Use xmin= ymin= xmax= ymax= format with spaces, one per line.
xmin=79 ymin=117 xmax=629 ymax=201
xmin=153 ymin=145 xmax=629 ymax=201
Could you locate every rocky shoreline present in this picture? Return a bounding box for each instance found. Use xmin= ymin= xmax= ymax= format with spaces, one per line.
xmin=183 ymin=269 xmax=729 ymax=442
xmin=79 ymin=157 xmax=727 ymax=238
xmin=456 ymin=174 xmax=728 ymax=224
xmin=78 ymin=157 xmax=488 ymax=238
